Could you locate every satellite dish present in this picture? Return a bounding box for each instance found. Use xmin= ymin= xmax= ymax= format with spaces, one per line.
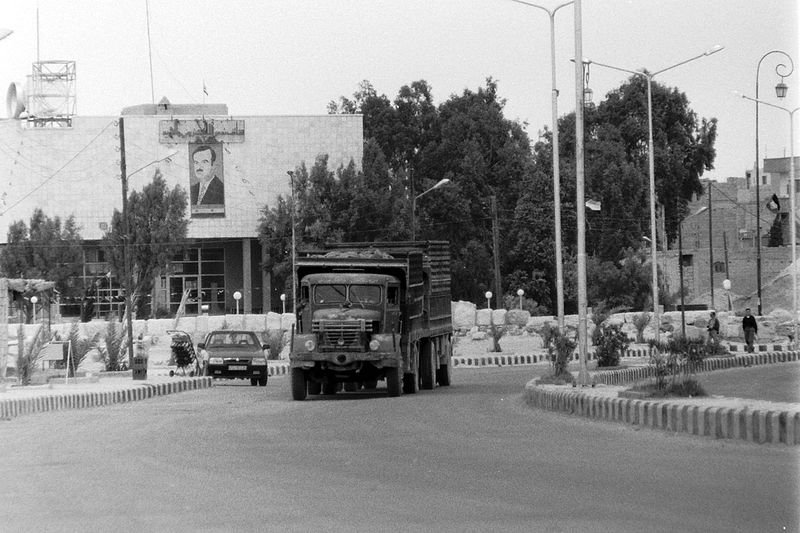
xmin=6 ymin=82 xmax=26 ymax=119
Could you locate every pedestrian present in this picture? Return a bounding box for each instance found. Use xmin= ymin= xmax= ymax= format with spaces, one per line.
xmin=742 ymin=308 xmax=758 ymax=353
xmin=707 ymin=311 xmax=720 ymax=353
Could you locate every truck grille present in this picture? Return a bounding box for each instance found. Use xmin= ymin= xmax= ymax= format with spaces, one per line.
xmin=312 ymin=319 xmax=372 ymax=352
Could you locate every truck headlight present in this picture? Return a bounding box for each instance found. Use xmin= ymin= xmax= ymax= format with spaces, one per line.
xmin=304 ymin=339 xmax=316 ymax=351
xmin=369 ymin=339 xmax=381 ymax=351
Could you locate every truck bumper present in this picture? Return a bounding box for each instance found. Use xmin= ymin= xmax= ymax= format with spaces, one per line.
xmin=290 ymin=351 xmax=400 ymax=369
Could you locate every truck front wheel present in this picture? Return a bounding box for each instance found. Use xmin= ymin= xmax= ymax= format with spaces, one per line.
xmin=419 ymin=341 xmax=436 ymax=390
xmin=290 ymin=368 xmax=307 ymax=401
xmin=386 ymin=367 xmax=402 ymax=397
xmin=436 ymin=363 xmax=451 ymax=386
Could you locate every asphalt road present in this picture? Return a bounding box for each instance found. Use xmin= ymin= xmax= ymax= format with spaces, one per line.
xmin=1 ymin=367 xmax=798 ymax=533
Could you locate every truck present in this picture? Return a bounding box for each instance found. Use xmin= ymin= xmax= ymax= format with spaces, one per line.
xmin=289 ymin=241 xmax=453 ymax=400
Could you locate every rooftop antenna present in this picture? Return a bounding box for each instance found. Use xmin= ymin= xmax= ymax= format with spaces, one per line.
xmin=145 ymin=0 xmax=155 ymax=104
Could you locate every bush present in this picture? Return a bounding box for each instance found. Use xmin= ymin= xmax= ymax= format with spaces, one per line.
xmin=65 ymin=323 xmax=100 ymax=378
xmin=488 ymin=322 xmax=505 ymax=353
xmin=15 ymin=324 xmax=49 ymax=385
xmin=263 ymin=330 xmax=286 ymax=360
xmin=632 ymin=312 xmax=650 ymax=343
xmin=100 ymin=319 xmax=126 ymax=371
xmin=629 ymin=378 xmax=706 ymax=398
xmin=594 ymin=323 xmax=630 ymax=368
xmin=543 ymin=324 xmax=576 ymax=378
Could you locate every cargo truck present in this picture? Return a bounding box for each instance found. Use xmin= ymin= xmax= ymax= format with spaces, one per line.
xmin=289 ymin=241 xmax=453 ymax=400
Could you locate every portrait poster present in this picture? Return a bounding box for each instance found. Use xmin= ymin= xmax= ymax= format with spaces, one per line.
xmin=189 ymin=142 xmax=225 ymax=218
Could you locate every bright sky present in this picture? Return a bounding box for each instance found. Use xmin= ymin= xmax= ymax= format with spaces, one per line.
xmin=2 ymin=0 xmax=798 ymax=180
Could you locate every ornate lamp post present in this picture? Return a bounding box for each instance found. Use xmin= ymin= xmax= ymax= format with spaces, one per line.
xmin=739 ymin=92 xmax=799 ymax=344
xmin=753 ymin=51 xmax=794 ymax=316
xmin=485 ymin=291 xmax=493 ymax=310
xmin=517 ymin=288 xmax=524 ymax=310
xmin=509 ymin=0 xmax=572 ymax=333
xmin=233 ymin=291 xmax=242 ymax=315
xmin=582 ymin=44 xmax=724 ymax=341
xmin=280 ymin=293 xmax=286 ymax=315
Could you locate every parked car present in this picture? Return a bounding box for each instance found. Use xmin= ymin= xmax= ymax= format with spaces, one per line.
xmin=197 ymin=330 xmax=269 ymax=386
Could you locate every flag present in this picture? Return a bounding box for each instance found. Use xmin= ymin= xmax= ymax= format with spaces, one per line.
xmin=767 ymin=193 xmax=780 ymax=212
xmin=203 ymin=81 xmax=208 ymax=96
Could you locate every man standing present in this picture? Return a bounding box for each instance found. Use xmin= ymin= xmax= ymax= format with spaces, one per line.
xmin=190 ymin=145 xmax=224 ymax=206
xmin=742 ymin=308 xmax=758 ymax=353
xmin=707 ymin=311 xmax=720 ymax=353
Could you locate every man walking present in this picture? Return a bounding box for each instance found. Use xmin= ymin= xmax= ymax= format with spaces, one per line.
xmin=707 ymin=311 xmax=720 ymax=353
xmin=742 ymin=308 xmax=758 ymax=353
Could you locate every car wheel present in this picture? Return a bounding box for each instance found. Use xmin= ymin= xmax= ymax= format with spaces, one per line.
xmin=258 ymin=376 xmax=268 ymax=387
xmin=290 ymin=368 xmax=307 ymax=401
xmin=250 ymin=378 xmax=258 ymax=386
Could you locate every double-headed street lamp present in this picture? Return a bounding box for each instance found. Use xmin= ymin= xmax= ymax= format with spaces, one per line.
xmin=582 ymin=45 xmax=724 ymax=340
xmin=412 ymin=178 xmax=450 ymax=241
xmin=509 ymin=0 xmax=572 ymax=334
xmin=753 ymin=51 xmax=794 ymax=316
xmin=739 ymin=92 xmax=798 ymax=344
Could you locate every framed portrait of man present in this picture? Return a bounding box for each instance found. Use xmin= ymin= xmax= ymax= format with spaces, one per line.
xmin=189 ymin=142 xmax=225 ymax=217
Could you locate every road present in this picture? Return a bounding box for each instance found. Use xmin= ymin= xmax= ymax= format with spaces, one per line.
xmin=1 ymin=366 xmax=798 ymax=532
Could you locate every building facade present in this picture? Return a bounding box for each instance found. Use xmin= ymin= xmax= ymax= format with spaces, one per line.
xmin=0 ymin=101 xmax=363 ymax=316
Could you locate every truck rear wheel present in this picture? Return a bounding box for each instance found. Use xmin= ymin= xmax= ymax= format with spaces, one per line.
xmin=290 ymin=368 xmax=307 ymax=401
xmin=386 ymin=367 xmax=402 ymax=397
xmin=419 ymin=340 xmax=436 ymax=390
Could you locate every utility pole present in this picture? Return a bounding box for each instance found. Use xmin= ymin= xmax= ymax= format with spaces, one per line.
xmin=491 ymin=195 xmax=502 ymax=307
xmin=708 ymin=182 xmax=714 ymax=310
xmin=119 ymin=118 xmax=135 ymax=378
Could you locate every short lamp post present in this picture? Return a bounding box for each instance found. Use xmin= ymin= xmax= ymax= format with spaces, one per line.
xmin=280 ymin=293 xmax=286 ymax=315
xmin=517 ymin=288 xmax=524 ymax=310
xmin=30 ymin=295 xmax=38 ymax=323
xmin=233 ymin=291 xmax=242 ymax=315
xmin=723 ymin=279 xmax=732 ymax=312
xmin=485 ymin=291 xmax=492 ymax=310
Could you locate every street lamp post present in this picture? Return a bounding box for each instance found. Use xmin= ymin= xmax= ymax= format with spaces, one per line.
xmin=288 ymin=171 xmax=298 ymax=314
xmin=583 ymin=45 xmax=724 ymax=341
xmin=517 ymin=288 xmax=524 ymax=310
xmin=739 ymin=93 xmax=799 ymax=344
xmin=30 ymin=295 xmax=38 ymax=323
xmin=509 ymin=0 xmax=572 ymax=333
xmin=754 ymin=51 xmax=794 ymax=316
xmin=280 ymin=293 xmax=286 ymax=315
xmin=485 ymin=291 xmax=492 ymax=310
xmin=233 ymin=290 xmax=242 ymax=315
xmin=412 ymin=178 xmax=450 ymax=241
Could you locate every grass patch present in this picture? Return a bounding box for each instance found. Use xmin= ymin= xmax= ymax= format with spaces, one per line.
xmin=536 ymin=372 xmax=574 ymax=386
xmin=628 ymin=378 xmax=707 ymax=398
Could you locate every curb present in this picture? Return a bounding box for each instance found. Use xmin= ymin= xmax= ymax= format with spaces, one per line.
xmin=0 ymin=377 xmax=213 ymax=420
xmin=525 ymin=351 xmax=800 ymax=446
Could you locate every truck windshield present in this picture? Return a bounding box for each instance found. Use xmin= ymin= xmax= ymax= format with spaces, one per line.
xmin=314 ymin=285 xmax=347 ymax=304
xmin=349 ymin=285 xmax=381 ymax=305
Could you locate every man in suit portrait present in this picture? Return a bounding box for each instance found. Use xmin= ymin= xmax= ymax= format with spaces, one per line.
xmin=190 ymin=144 xmax=224 ymax=206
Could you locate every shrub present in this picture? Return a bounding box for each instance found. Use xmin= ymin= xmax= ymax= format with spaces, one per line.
xmin=100 ymin=319 xmax=126 ymax=371
xmin=65 ymin=322 xmax=100 ymax=377
xmin=632 ymin=312 xmax=650 ymax=343
xmin=16 ymin=324 xmax=49 ymax=385
xmin=545 ymin=327 xmax=576 ymax=378
xmin=594 ymin=323 xmax=630 ymax=367
xmin=263 ymin=329 xmax=286 ymax=360
xmin=488 ymin=322 xmax=505 ymax=353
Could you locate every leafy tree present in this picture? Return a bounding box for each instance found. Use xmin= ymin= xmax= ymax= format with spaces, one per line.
xmin=0 ymin=209 xmax=83 ymax=320
xmin=103 ymin=169 xmax=189 ymax=317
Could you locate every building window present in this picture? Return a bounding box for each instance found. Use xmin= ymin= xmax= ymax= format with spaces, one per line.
xmin=167 ymin=247 xmax=225 ymax=315
xmin=681 ymin=254 xmax=693 ymax=267
xmin=713 ymin=261 xmax=725 ymax=273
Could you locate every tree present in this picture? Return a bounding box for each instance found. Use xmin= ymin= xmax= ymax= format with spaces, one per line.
xmin=103 ymin=169 xmax=189 ymax=317
xmin=0 ymin=209 xmax=83 ymax=320
xmin=767 ymin=213 xmax=784 ymax=247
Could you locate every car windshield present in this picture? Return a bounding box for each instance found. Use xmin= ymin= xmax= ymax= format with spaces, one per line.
xmin=207 ymin=332 xmax=258 ymax=346
xmin=314 ymin=285 xmax=346 ymax=304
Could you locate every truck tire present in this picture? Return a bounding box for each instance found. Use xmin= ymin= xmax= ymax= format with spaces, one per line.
xmin=386 ymin=367 xmax=402 ymax=397
xmin=419 ymin=340 xmax=436 ymax=390
xmin=364 ymin=380 xmax=378 ymax=390
xmin=290 ymin=368 xmax=307 ymax=401
xmin=308 ymin=380 xmax=322 ymax=395
xmin=343 ymin=382 xmax=359 ymax=392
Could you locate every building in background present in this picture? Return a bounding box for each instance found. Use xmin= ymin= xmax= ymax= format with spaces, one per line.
xmin=663 ymin=157 xmax=799 ymax=312
xmin=0 ymin=77 xmax=363 ymax=316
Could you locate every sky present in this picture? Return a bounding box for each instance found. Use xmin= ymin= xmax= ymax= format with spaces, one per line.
xmin=1 ymin=0 xmax=798 ymax=181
